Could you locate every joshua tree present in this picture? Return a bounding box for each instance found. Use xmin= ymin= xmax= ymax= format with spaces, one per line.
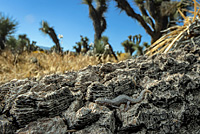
xmin=122 ymin=34 xmax=149 ymax=56
xmin=114 ymin=0 xmax=193 ymax=43
xmin=39 ymin=20 xmax=62 ymax=54
xmin=94 ymin=36 xmax=118 ymax=61
xmin=121 ymin=35 xmax=135 ymax=55
xmin=132 ymin=34 xmax=144 ymax=56
xmin=82 ymin=0 xmax=108 ymax=42
xmin=73 ymin=35 xmax=90 ymax=54
xmin=28 ymin=41 xmax=36 ymax=52
xmin=6 ymin=34 xmax=39 ymax=53
xmin=80 ymin=35 xmax=90 ymax=53
xmin=6 ymin=36 xmax=18 ymax=50
xmin=73 ymin=42 xmax=82 ymax=54
xmin=0 ymin=13 xmax=18 ymax=50
xmin=83 ymin=0 xmax=119 ymax=59
xmin=18 ymin=34 xmax=30 ymax=51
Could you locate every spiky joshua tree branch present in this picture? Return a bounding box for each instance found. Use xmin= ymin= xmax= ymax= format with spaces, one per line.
xmin=39 ymin=20 xmax=62 ymax=54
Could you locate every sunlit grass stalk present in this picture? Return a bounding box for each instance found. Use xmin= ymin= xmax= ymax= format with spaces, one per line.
xmin=146 ymin=0 xmax=200 ymax=56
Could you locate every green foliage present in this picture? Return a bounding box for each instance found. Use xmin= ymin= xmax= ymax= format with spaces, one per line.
xmin=93 ymin=35 xmax=118 ymax=61
xmin=6 ymin=36 xmax=18 ymax=49
xmin=121 ymin=34 xmax=149 ymax=56
xmin=121 ymin=40 xmax=135 ymax=55
xmin=0 ymin=12 xmax=18 ymax=49
xmin=39 ymin=21 xmax=50 ymax=35
xmin=100 ymin=36 xmax=109 ymax=44
xmin=94 ymin=40 xmax=105 ymax=54
xmin=94 ymin=36 xmax=109 ymax=54
xmin=0 ymin=13 xmax=18 ymax=36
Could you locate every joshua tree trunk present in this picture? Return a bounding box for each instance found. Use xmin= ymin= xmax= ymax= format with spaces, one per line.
xmin=39 ymin=21 xmax=63 ymax=54
xmin=48 ymin=28 xmax=62 ymax=53
xmin=93 ymin=17 xmax=106 ymax=42
xmin=0 ymin=36 xmax=5 ymax=50
xmin=108 ymin=43 xmax=118 ymax=61
xmin=83 ymin=0 xmax=107 ymax=42
xmin=114 ymin=0 xmax=190 ymax=44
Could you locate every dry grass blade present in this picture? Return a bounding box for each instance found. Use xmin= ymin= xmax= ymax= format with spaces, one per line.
xmin=164 ymin=27 xmax=189 ymax=53
xmin=178 ymin=8 xmax=188 ymax=21
xmin=145 ymin=0 xmax=200 ymax=56
xmin=146 ymin=34 xmax=170 ymax=50
xmin=154 ymin=41 xmax=171 ymax=55
xmin=145 ymin=25 xmax=186 ymax=55
xmin=193 ymin=0 xmax=197 ymax=22
xmin=146 ymin=39 xmax=168 ymax=55
xmin=182 ymin=9 xmax=194 ymax=14
xmin=196 ymin=8 xmax=200 ymax=16
xmin=161 ymin=25 xmax=180 ymax=33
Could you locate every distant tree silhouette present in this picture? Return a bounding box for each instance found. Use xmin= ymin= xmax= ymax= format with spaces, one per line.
xmin=122 ymin=34 xmax=149 ymax=56
xmin=73 ymin=35 xmax=91 ymax=54
xmin=73 ymin=42 xmax=82 ymax=54
xmin=18 ymin=34 xmax=30 ymax=51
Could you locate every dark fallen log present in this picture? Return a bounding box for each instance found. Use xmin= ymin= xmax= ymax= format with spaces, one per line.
xmin=0 ymin=38 xmax=200 ymax=133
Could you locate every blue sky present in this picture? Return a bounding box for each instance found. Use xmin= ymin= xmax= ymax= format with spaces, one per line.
xmin=0 ymin=0 xmax=151 ymax=52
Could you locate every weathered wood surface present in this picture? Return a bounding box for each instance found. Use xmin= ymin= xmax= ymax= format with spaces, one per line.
xmin=0 ymin=40 xmax=200 ymax=133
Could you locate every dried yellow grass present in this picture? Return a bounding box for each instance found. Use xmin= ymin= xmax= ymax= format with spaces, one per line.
xmin=146 ymin=0 xmax=200 ymax=56
xmin=0 ymin=51 xmax=129 ymax=84
xmin=0 ymin=51 xmax=99 ymax=84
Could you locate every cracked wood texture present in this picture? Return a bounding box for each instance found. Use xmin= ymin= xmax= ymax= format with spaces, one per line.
xmin=0 ymin=37 xmax=200 ymax=133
